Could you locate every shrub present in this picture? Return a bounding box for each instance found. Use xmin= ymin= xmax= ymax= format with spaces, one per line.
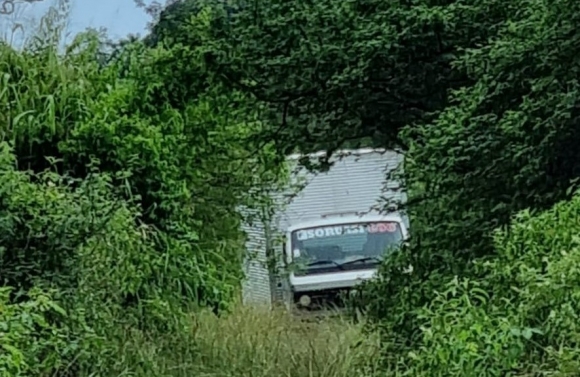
xmin=379 ymin=192 xmax=580 ymax=376
xmin=0 ymin=287 xmax=75 ymax=377
xmin=485 ymin=194 xmax=580 ymax=373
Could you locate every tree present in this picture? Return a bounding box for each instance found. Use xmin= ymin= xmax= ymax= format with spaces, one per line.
xmin=359 ymin=0 xmax=580 ymax=363
xmin=1 ymin=10 xmax=284 ymax=318
xmin=144 ymin=0 xmax=202 ymax=46
xmin=146 ymin=0 xmax=517 ymax=155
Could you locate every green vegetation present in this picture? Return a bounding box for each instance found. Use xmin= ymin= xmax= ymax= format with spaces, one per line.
xmin=3 ymin=0 xmax=580 ymax=375
xmin=1 ymin=294 xmax=378 ymax=376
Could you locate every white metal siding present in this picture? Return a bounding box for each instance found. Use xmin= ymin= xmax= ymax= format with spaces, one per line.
xmin=277 ymin=150 xmax=404 ymax=231
xmin=241 ymin=149 xmax=405 ymax=306
xmin=240 ymin=211 xmax=272 ymax=306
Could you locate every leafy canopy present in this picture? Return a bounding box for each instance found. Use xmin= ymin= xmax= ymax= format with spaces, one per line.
xmin=146 ymin=0 xmax=580 ymax=374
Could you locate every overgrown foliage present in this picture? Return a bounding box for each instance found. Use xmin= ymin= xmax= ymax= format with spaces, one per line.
xmin=152 ymin=0 xmax=519 ymax=154
xmin=360 ymin=0 xmax=580 ymax=360
xmin=1 ymin=296 xmax=378 ymax=377
xmin=0 ymin=3 xmax=289 ymax=375
xmin=5 ymin=0 xmax=580 ymax=375
xmin=1 ymin=7 xmax=284 ymax=307
xmin=377 ymin=193 xmax=580 ymax=376
xmin=143 ymin=0 xmax=580 ymax=375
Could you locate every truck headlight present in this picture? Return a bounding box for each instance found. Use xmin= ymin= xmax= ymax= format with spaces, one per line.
xmin=298 ymin=294 xmax=311 ymax=307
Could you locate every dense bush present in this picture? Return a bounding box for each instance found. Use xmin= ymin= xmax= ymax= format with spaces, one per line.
xmin=0 ymin=4 xmax=287 ymax=375
xmin=383 ymin=193 xmax=580 ymax=376
xmin=2 ymin=4 xmax=284 ymax=300
xmin=0 ymin=286 xmax=81 ymax=376
xmin=353 ymin=0 xmax=580 ymax=373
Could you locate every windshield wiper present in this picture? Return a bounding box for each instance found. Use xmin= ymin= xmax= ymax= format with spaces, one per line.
xmin=339 ymin=256 xmax=382 ymax=266
xmin=307 ymin=260 xmax=344 ymax=270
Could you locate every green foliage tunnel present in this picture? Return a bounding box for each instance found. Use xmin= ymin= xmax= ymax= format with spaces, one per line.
xmin=3 ymin=0 xmax=580 ymax=375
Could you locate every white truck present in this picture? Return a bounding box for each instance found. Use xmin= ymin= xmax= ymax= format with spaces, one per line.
xmin=241 ymin=148 xmax=409 ymax=312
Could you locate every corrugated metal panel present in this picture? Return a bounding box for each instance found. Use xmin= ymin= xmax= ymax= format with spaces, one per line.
xmin=278 ymin=149 xmax=404 ymax=230
xmin=240 ymin=210 xmax=272 ymax=306
xmin=241 ymin=149 xmax=405 ymax=307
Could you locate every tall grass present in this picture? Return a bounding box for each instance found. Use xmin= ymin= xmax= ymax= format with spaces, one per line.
xmin=96 ymin=305 xmax=381 ymax=377
xmin=192 ymin=306 xmax=380 ymax=377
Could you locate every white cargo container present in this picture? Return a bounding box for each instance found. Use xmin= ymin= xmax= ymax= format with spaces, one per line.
xmin=241 ymin=148 xmax=408 ymax=312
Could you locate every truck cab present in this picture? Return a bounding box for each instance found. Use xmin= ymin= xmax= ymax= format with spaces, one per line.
xmin=283 ymin=212 xmax=409 ymax=312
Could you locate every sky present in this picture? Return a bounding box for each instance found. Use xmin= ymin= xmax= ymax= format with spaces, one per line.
xmin=0 ymin=0 xmax=151 ymax=44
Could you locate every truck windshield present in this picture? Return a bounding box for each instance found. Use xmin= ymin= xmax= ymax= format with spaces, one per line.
xmin=290 ymin=221 xmax=403 ymax=275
